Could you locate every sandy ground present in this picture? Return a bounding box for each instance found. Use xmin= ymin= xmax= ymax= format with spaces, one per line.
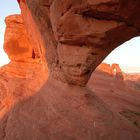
xmin=0 ymin=66 xmax=140 ymax=139
xmin=88 ymin=70 xmax=140 ymax=129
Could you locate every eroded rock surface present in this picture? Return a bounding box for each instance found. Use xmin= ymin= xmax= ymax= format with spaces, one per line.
xmin=0 ymin=14 xmax=48 ymax=139
xmin=4 ymin=14 xmax=43 ymax=63
xmin=2 ymin=78 xmax=140 ymax=140
xmin=0 ymin=1 xmax=140 ymax=140
xmin=88 ymin=65 xmax=140 ymax=131
xmin=97 ymin=63 xmax=124 ymax=79
xmin=19 ymin=0 xmax=140 ymax=85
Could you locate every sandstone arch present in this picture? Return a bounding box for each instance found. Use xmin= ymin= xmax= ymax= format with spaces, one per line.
xmin=111 ymin=63 xmax=123 ymax=79
xmin=0 ymin=1 xmax=140 ymax=140
xmin=18 ymin=0 xmax=140 ymax=86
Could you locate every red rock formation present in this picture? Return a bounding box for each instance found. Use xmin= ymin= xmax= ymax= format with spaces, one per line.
xmin=88 ymin=67 xmax=140 ymax=130
xmin=0 ymin=14 xmax=48 ymax=135
xmin=4 ymin=15 xmax=33 ymax=63
xmin=97 ymin=63 xmax=124 ymax=79
xmin=4 ymin=14 xmax=42 ymax=63
xmin=19 ymin=0 xmax=140 ymax=86
xmin=111 ymin=63 xmax=123 ymax=79
xmin=0 ymin=1 xmax=140 ymax=140
xmin=97 ymin=63 xmax=112 ymax=74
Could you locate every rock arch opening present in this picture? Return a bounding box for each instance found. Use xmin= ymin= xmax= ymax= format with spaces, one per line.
xmin=18 ymin=0 xmax=140 ymax=86
xmin=103 ymin=37 xmax=140 ymax=74
xmin=113 ymin=68 xmax=117 ymax=75
xmin=94 ymin=37 xmax=140 ymax=81
xmin=0 ymin=1 xmax=140 ymax=140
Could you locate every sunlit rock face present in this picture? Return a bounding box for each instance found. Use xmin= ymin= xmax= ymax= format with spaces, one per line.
xmin=111 ymin=63 xmax=123 ymax=79
xmin=4 ymin=14 xmax=40 ymax=63
xmin=19 ymin=0 xmax=140 ymax=86
xmin=2 ymin=14 xmax=48 ymax=78
xmin=97 ymin=63 xmax=112 ymax=74
xmin=0 ymin=14 xmax=48 ymax=125
xmin=0 ymin=14 xmax=48 ymax=139
xmin=2 ymin=13 xmax=48 ymax=84
xmin=97 ymin=63 xmax=123 ymax=79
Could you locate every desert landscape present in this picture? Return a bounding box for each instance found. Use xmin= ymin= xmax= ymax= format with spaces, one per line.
xmin=89 ymin=63 xmax=140 ymax=129
xmin=0 ymin=0 xmax=140 ymax=140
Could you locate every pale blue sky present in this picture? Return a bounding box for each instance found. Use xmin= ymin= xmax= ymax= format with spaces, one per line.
xmin=0 ymin=1 xmax=140 ymax=73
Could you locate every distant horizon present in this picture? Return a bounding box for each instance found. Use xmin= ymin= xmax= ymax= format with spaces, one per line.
xmin=121 ymin=66 xmax=140 ymax=74
xmin=103 ymin=37 xmax=140 ymax=73
xmin=0 ymin=0 xmax=140 ymax=74
xmin=98 ymin=62 xmax=140 ymax=73
xmin=1 ymin=59 xmax=140 ymax=74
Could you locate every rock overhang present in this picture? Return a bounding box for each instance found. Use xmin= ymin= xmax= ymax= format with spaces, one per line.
xmin=18 ymin=0 xmax=140 ymax=86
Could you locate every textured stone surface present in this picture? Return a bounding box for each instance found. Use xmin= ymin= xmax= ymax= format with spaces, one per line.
xmin=88 ymin=66 xmax=140 ymax=131
xmin=0 ymin=1 xmax=140 ymax=140
xmin=0 ymin=77 xmax=140 ymax=140
xmin=19 ymin=0 xmax=140 ymax=85
xmin=0 ymin=14 xmax=48 ymax=138
xmin=97 ymin=63 xmax=112 ymax=74
xmin=111 ymin=63 xmax=123 ymax=79
xmin=4 ymin=15 xmax=40 ymax=63
xmin=97 ymin=63 xmax=123 ymax=79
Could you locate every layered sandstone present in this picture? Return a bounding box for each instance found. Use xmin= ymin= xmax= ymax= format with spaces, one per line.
xmin=0 ymin=15 xmax=48 ymax=138
xmin=0 ymin=0 xmax=140 ymax=140
xmin=2 ymin=14 xmax=47 ymax=78
xmin=19 ymin=0 xmax=140 ymax=86
xmin=97 ymin=63 xmax=112 ymax=74
xmin=97 ymin=63 xmax=124 ymax=79
xmin=3 ymin=14 xmax=45 ymax=63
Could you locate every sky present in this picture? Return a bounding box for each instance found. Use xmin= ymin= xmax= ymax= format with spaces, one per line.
xmin=0 ymin=1 xmax=140 ymax=73
xmin=104 ymin=37 xmax=140 ymax=73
